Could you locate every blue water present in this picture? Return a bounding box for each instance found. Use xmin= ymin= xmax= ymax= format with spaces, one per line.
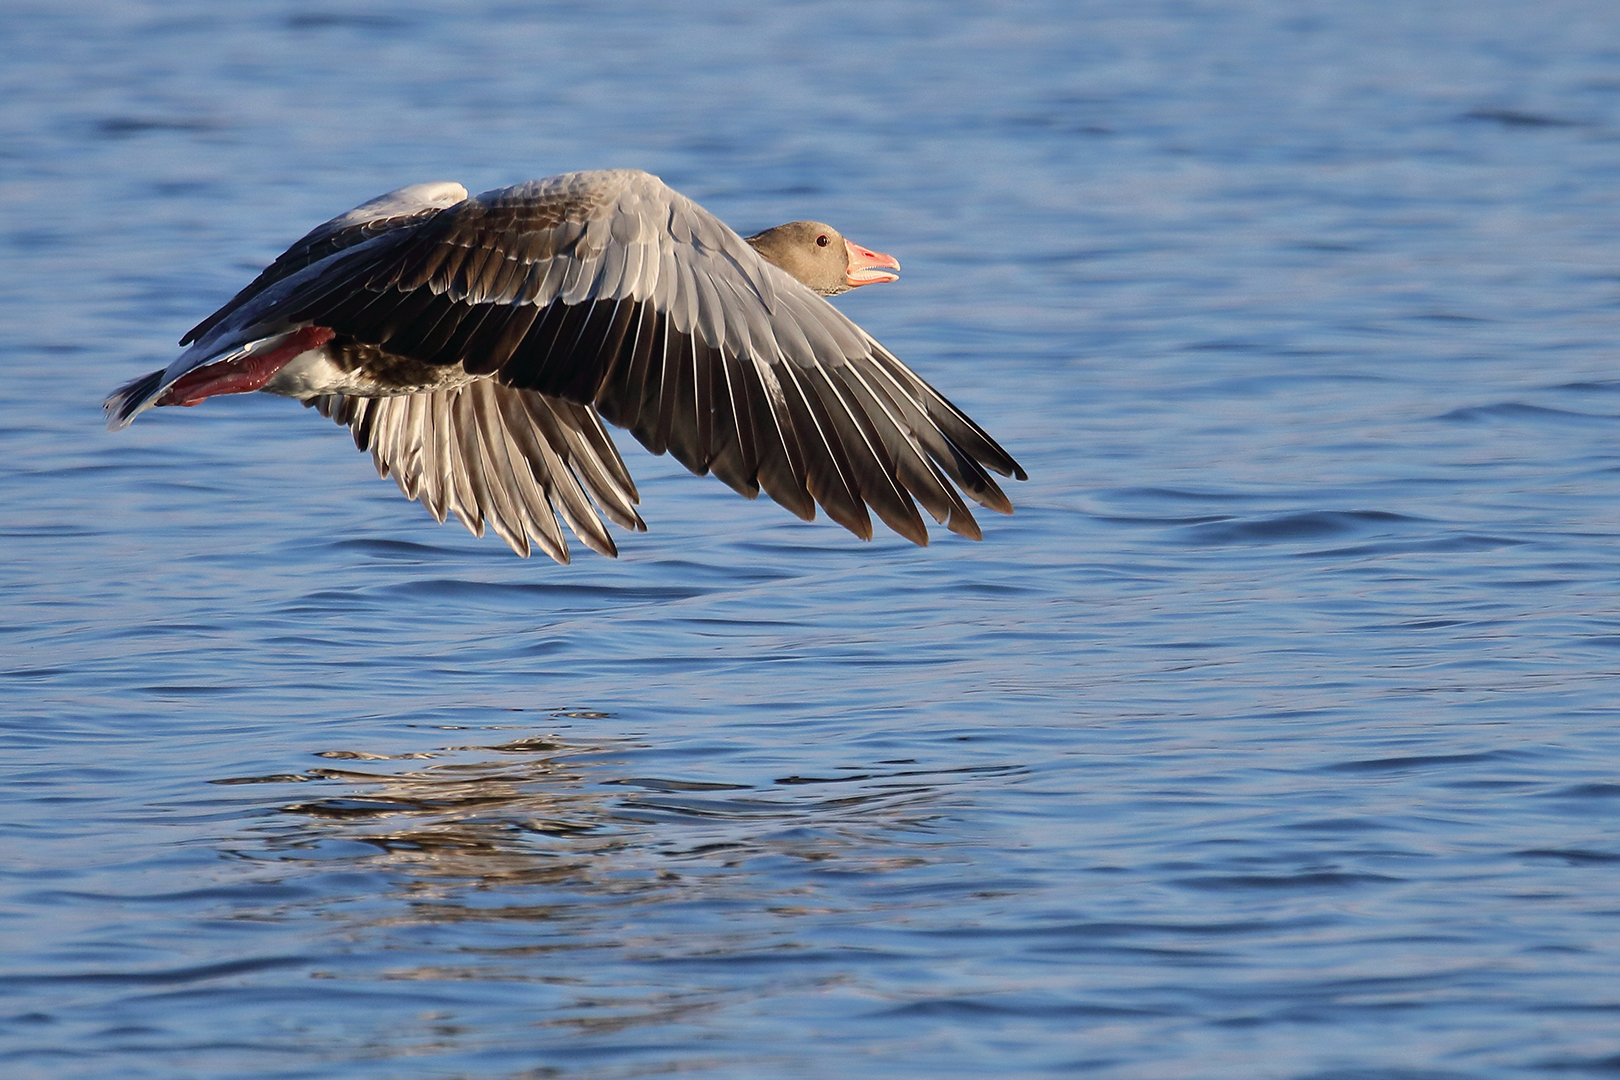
xmin=5 ymin=1 xmax=1620 ymax=1077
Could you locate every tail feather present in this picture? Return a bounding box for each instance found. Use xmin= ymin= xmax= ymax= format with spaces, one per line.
xmin=103 ymin=369 xmax=166 ymax=431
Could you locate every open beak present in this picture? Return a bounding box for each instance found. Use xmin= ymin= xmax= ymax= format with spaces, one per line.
xmin=844 ymin=238 xmax=901 ymax=288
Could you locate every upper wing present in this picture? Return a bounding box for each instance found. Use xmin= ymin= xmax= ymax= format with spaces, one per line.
xmin=104 ymin=181 xmax=472 ymax=432
xmin=286 ymin=170 xmax=1025 ymax=544
xmin=180 ymin=181 xmax=470 ymax=347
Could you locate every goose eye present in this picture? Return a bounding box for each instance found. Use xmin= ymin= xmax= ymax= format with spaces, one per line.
xmin=816 ymin=234 xmax=830 ymax=247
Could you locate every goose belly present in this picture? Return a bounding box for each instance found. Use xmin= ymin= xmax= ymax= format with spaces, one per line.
xmin=263 ymin=338 xmax=478 ymax=399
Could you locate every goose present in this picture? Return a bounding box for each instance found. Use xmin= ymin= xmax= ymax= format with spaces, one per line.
xmin=105 ymin=169 xmax=1025 ymax=562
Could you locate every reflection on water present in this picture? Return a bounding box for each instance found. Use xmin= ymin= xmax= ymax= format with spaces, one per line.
xmin=176 ymin=720 xmax=1027 ymax=1068
xmin=224 ymin=717 xmax=1019 ymax=934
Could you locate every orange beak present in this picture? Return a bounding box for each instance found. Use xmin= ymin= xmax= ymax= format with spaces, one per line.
xmin=844 ymin=238 xmax=901 ymax=288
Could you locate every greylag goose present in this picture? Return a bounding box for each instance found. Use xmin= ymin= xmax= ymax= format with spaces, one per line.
xmin=106 ymin=169 xmax=1025 ymax=561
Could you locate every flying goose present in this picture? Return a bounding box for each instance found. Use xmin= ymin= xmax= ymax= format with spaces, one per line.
xmin=106 ymin=169 xmax=1025 ymax=562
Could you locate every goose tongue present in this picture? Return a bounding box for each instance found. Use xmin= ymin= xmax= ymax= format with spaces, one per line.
xmin=157 ymin=326 xmax=334 ymax=407
xmin=844 ymin=239 xmax=900 ymax=287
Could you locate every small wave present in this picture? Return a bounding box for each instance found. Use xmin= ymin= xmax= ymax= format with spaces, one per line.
xmin=284 ymin=12 xmax=412 ymax=31
xmin=210 ymin=774 xmax=312 ymax=785
xmin=604 ymin=777 xmax=753 ymax=792
xmin=1459 ymin=108 xmax=1583 ymax=128
xmin=1550 ymin=379 xmax=1620 ymax=393
xmin=1304 ymin=533 xmax=1524 ymax=558
xmin=1321 ymin=752 xmax=1511 ymax=774
xmin=1516 ymin=849 xmax=1620 ymax=865
xmin=94 ymin=116 xmax=222 ymax=139
xmin=1177 ymin=510 xmax=1414 ymax=546
xmin=875 ymin=997 xmax=1170 ymax=1019
xmin=1435 ymin=402 xmax=1618 ymax=424
xmin=1547 ymin=783 xmax=1620 ymax=799
xmin=1106 ymin=487 xmax=1256 ymax=503
xmin=324 ymin=538 xmax=458 ymax=559
xmin=381 ymin=578 xmax=706 ymax=605
xmin=1176 ymin=872 xmax=1400 ymax=891
xmin=19 ymin=956 xmax=307 ymax=986
xmin=1536 ymin=1053 xmax=1620 ymax=1073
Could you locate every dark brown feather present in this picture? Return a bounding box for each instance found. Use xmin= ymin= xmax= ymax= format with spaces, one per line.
xmin=830 ymin=366 xmax=980 ymax=539
xmin=575 ymin=298 xmax=640 ymax=403
xmin=393 ymin=297 xmax=471 ymax=361
xmin=652 ymin=325 xmax=693 ymax=462
xmin=596 ymin=303 xmax=662 ymax=434
xmin=704 ymin=371 xmax=758 ymax=499
xmin=734 ymin=357 xmax=813 ymax=520
xmin=709 ymin=351 xmax=760 ymax=497
xmin=774 ymin=363 xmax=870 ymax=538
xmin=802 ymin=366 xmax=927 ymax=544
xmin=461 ymin=304 xmax=542 ymax=376
xmin=555 ymin=299 xmax=628 ymax=403
xmin=181 ymin=209 xmax=444 ymax=346
xmin=368 ymin=290 xmax=456 ymax=355
xmin=497 ymin=301 xmax=579 ymax=387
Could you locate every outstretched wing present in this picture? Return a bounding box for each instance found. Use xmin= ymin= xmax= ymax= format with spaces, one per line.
xmin=104 ymin=181 xmax=472 ymax=431
xmin=181 ymin=182 xmax=470 ymax=347
xmin=281 ymin=169 xmax=1025 ymax=545
xmin=310 ymin=383 xmax=644 ymax=563
xmin=106 ymin=180 xmax=645 ymax=564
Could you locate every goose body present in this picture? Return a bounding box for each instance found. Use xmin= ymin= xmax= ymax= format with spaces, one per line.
xmin=106 ymin=169 xmax=1025 ymax=561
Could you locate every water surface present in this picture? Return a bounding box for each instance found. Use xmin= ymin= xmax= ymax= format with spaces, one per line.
xmin=4 ymin=2 xmax=1620 ymax=1077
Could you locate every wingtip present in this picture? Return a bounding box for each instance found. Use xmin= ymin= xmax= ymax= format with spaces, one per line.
xmin=944 ymin=507 xmax=983 ymax=542
xmin=887 ymin=512 xmax=929 ymax=547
